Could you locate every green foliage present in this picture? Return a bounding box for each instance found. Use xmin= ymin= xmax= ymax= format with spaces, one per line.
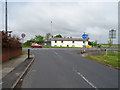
xmin=45 ymin=33 xmax=51 ymax=41
xmin=45 ymin=41 xmax=51 ymax=43
xmin=34 ymin=35 xmax=44 ymax=44
xmin=1 ymin=31 xmax=21 ymax=48
xmin=34 ymin=35 xmax=43 ymax=41
xmin=88 ymin=41 xmax=93 ymax=45
xmin=97 ymin=44 xmax=101 ymax=48
xmin=86 ymin=51 xmax=120 ymax=68
xmin=23 ymin=35 xmax=45 ymax=47
xmin=101 ymin=44 xmax=119 ymax=48
xmin=23 ymin=40 xmax=32 ymax=47
xmin=54 ymin=34 xmax=62 ymax=38
xmin=93 ymin=41 xmax=97 ymax=46
xmin=88 ymin=41 xmax=97 ymax=47
xmin=108 ymin=39 xmax=113 ymax=47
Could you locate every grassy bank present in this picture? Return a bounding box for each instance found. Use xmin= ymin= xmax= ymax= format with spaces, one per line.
xmin=101 ymin=44 xmax=119 ymax=48
xmin=22 ymin=50 xmax=27 ymax=54
xmin=86 ymin=51 xmax=120 ymax=69
xmin=22 ymin=44 xmax=31 ymax=48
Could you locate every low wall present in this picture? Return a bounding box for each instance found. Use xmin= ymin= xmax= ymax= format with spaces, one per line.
xmin=1 ymin=47 xmax=22 ymax=62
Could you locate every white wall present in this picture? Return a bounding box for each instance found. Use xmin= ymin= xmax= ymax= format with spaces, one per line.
xmin=51 ymin=41 xmax=87 ymax=47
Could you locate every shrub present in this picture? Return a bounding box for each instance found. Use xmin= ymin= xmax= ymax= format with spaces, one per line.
xmin=1 ymin=31 xmax=22 ymax=48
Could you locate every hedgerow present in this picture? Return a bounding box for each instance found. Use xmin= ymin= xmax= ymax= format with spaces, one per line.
xmin=1 ymin=31 xmax=21 ymax=48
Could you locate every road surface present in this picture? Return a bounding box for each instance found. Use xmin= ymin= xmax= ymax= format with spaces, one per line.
xmin=22 ymin=48 xmax=118 ymax=88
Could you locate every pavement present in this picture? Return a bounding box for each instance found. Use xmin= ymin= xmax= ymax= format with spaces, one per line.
xmin=1 ymin=53 xmax=34 ymax=88
xmin=22 ymin=48 xmax=119 ymax=89
xmin=2 ymin=54 xmax=28 ymax=78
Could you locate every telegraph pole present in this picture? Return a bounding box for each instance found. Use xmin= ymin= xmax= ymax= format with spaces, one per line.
xmin=5 ymin=0 xmax=8 ymax=34
xmin=51 ymin=21 xmax=52 ymax=34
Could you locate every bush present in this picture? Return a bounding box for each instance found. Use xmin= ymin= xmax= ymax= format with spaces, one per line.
xmin=1 ymin=31 xmax=22 ymax=48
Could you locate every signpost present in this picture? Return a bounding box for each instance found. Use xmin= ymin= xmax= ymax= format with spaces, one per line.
xmin=109 ymin=29 xmax=116 ymax=45
xmin=21 ymin=33 xmax=26 ymax=43
xmin=82 ymin=33 xmax=88 ymax=39
xmin=82 ymin=32 xmax=88 ymax=49
xmin=21 ymin=33 xmax=26 ymax=38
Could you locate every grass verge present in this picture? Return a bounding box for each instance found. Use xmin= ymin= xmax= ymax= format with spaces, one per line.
xmin=85 ymin=51 xmax=120 ymax=69
xmin=22 ymin=50 xmax=27 ymax=54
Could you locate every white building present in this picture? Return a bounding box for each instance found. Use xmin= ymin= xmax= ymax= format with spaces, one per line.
xmin=51 ymin=38 xmax=88 ymax=47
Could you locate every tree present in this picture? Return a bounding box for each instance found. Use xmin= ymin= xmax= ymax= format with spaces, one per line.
xmin=34 ymin=35 xmax=43 ymax=41
xmin=34 ymin=35 xmax=44 ymax=44
xmin=94 ymin=40 xmax=97 ymax=46
xmin=23 ymin=40 xmax=32 ymax=46
xmin=88 ymin=41 xmax=97 ymax=47
xmin=108 ymin=39 xmax=113 ymax=47
xmin=23 ymin=35 xmax=45 ymax=46
xmin=88 ymin=41 xmax=93 ymax=46
xmin=54 ymin=34 xmax=62 ymax=38
xmin=45 ymin=33 xmax=51 ymax=41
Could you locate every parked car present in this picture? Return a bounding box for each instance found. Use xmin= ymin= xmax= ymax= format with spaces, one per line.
xmin=31 ymin=43 xmax=43 ymax=48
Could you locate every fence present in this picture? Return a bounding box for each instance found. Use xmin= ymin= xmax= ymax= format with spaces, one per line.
xmin=1 ymin=47 xmax=22 ymax=62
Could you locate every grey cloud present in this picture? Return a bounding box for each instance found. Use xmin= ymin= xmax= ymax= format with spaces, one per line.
xmin=3 ymin=1 xmax=118 ymax=44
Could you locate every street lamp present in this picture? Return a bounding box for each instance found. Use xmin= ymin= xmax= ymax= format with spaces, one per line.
xmin=5 ymin=0 xmax=8 ymax=33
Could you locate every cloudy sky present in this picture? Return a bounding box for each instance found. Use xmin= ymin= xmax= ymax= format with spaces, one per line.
xmin=0 ymin=0 xmax=119 ymax=44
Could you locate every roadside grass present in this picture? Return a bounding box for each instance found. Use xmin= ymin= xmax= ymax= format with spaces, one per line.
xmin=22 ymin=44 xmax=31 ymax=48
xmin=22 ymin=50 xmax=27 ymax=54
xmin=101 ymin=44 xmax=119 ymax=48
xmin=86 ymin=51 xmax=120 ymax=68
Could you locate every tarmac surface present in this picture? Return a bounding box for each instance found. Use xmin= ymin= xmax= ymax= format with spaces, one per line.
xmin=1 ymin=53 xmax=34 ymax=88
xmin=21 ymin=48 xmax=118 ymax=88
xmin=2 ymin=54 xmax=28 ymax=78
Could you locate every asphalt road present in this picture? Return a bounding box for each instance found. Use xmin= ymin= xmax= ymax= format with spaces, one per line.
xmin=22 ymin=48 xmax=118 ymax=88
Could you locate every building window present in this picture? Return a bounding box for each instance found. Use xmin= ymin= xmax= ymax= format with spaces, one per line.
xmin=61 ymin=41 xmax=63 ymax=43
xmin=60 ymin=45 xmax=62 ymax=47
xmin=55 ymin=41 xmax=57 ymax=43
xmin=72 ymin=41 xmax=74 ymax=43
xmin=67 ymin=45 xmax=69 ymax=47
xmin=54 ymin=45 xmax=57 ymax=47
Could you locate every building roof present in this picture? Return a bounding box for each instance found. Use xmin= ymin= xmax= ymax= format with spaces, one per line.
xmin=51 ymin=38 xmax=88 ymax=41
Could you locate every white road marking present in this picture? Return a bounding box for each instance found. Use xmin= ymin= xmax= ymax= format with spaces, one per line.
xmin=54 ymin=52 xmax=58 ymax=55
xmin=75 ymin=70 xmax=98 ymax=89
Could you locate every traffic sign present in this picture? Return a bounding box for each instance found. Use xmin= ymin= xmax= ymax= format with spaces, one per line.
xmin=82 ymin=33 xmax=88 ymax=39
xmin=21 ymin=33 xmax=26 ymax=38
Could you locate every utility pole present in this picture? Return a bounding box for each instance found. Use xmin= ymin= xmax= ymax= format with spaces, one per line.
xmin=51 ymin=21 xmax=52 ymax=35
xmin=5 ymin=0 xmax=8 ymax=34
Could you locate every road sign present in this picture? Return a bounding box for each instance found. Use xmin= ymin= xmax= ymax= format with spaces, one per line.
xmin=82 ymin=33 xmax=88 ymax=39
xmin=21 ymin=33 xmax=26 ymax=38
xmin=109 ymin=29 xmax=116 ymax=39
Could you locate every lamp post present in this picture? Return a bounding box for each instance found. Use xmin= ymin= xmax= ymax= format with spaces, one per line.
xmin=5 ymin=0 xmax=8 ymax=34
xmin=51 ymin=21 xmax=52 ymax=35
